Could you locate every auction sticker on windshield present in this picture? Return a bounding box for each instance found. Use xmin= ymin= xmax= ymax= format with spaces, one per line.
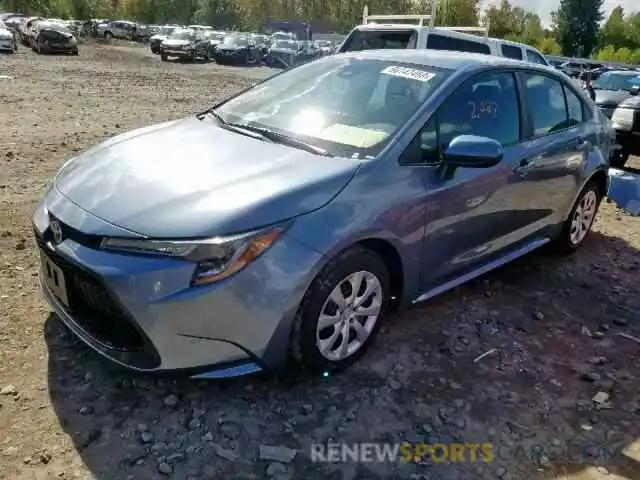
xmin=381 ymin=66 xmax=435 ymax=83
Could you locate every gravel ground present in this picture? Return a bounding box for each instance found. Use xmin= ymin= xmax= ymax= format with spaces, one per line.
xmin=0 ymin=43 xmax=639 ymax=480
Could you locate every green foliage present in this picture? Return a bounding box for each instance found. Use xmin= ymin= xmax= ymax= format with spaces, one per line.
xmin=553 ymin=0 xmax=604 ymax=57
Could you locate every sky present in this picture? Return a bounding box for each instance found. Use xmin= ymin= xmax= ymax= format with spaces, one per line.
xmin=482 ymin=0 xmax=637 ymax=27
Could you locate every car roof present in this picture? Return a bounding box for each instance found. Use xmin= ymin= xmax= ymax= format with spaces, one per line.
xmin=336 ymin=49 xmax=554 ymax=73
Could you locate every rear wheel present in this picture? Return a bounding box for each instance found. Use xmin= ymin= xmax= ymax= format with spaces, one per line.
xmin=290 ymin=246 xmax=390 ymax=374
xmin=552 ymin=181 xmax=601 ymax=254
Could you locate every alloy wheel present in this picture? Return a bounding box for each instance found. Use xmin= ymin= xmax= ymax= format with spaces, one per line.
xmin=315 ymin=271 xmax=383 ymax=362
xmin=569 ymin=189 xmax=597 ymax=245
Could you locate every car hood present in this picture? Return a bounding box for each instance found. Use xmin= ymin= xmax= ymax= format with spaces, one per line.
xmin=150 ymin=34 xmax=167 ymax=41
xmin=0 ymin=29 xmax=12 ymax=38
xmin=163 ymin=39 xmax=190 ymax=47
xmin=54 ymin=117 xmax=360 ymax=238
xmin=594 ymin=89 xmax=631 ymax=108
xmin=618 ymin=95 xmax=640 ymax=109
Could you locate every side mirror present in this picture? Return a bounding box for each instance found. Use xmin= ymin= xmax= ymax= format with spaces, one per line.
xmin=443 ymin=135 xmax=503 ymax=169
xmin=629 ymin=85 xmax=640 ymax=96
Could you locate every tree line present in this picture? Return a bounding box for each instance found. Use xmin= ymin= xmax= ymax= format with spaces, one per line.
xmin=1 ymin=0 xmax=639 ymax=63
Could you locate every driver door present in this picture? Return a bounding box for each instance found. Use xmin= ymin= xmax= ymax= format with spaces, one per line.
xmin=412 ymin=71 xmax=541 ymax=289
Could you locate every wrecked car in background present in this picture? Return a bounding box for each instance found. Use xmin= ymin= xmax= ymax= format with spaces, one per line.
xmin=149 ymin=25 xmax=178 ymax=54
xmin=265 ymin=39 xmax=301 ymax=68
xmin=213 ymin=33 xmax=261 ymax=66
xmin=32 ymin=21 xmax=78 ymax=55
xmin=160 ymin=28 xmax=210 ymax=62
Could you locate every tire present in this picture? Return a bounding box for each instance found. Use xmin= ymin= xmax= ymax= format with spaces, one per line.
xmin=552 ymin=180 xmax=602 ymax=254
xmin=160 ymin=53 xmax=167 ymax=61
xmin=104 ymin=32 xmax=112 ymax=40
xmin=610 ymin=149 xmax=629 ymax=169
xmin=290 ymin=246 xmax=390 ymax=374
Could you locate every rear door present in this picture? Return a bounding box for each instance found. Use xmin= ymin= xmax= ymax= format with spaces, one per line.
xmin=513 ymin=72 xmax=592 ymax=231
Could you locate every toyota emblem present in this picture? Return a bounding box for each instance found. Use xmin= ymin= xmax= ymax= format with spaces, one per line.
xmin=50 ymin=220 xmax=63 ymax=245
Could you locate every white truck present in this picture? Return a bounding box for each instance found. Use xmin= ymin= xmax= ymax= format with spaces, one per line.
xmin=338 ymin=3 xmax=550 ymax=66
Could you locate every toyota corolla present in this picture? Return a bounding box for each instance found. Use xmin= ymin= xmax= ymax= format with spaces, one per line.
xmin=34 ymin=50 xmax=609 ymax=379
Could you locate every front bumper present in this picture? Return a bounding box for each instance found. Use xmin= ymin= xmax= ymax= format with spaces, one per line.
xmin=33 ymin=189 xmax=322 ymax=377
xmin=161 ymin=48 xmax=192 ymax=58
xmin=39 ymin=42 xmax=78 ymax=53
xmin=214 ymin=51 xmax=246 ymax=64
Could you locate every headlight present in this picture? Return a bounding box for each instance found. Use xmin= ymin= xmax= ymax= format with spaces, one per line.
xmin=100 ymin=225 xmax=287 ymax=285
xmin=611 ymin=107 xmax=635 ymax=130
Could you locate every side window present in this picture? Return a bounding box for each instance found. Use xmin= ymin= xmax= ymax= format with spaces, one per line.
xmin=501 ymin=44 xmax=523 ymax=60
xmin=564 ymin=86 xmax=584 ymax=125
xmin=523 ymin=74 xmax=569 ymax=136
xmin=407 ymin=71 xmax=520 ymax=164
xmin=426 ymin=34 xmax=490 ymax=55
xmin=526 ymin=50 xmax=547 ymax=65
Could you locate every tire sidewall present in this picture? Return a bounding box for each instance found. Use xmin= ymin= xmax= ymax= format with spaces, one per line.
xmin=293 ymin=247 xmax=390 ymax=373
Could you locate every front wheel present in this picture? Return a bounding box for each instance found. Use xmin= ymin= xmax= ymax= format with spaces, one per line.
xmin=552 ymin=181 xmax=601 ymax=254
xmin=290 ymin=246 xmax=390 ymax=373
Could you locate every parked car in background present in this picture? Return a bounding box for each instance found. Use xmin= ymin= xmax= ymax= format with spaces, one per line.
xmin=32 ymin=22 xmax=78 ymax=55
xmin=611 ymin=85 xmax=640 ymax=168
xmin=97 ymin=20 xmax=137 ymax=40
xmin=160 ymin=28 xmax=210 ymax=62
xmin=213 ymin=33 xmax=261 ymax=65
xmin=316 ymin=40 xmax=336 ymax=56
xmin=265 ymin=39 xmax=301 ymax=68
xmin=33 ymin=51 xmax=609 ymax=378
xmin=149 ymin=25 xmax=178 ymax=54
xmin=203 ymin=30 xmax=226 ymax=56
xmin=591 ymin=70 xmax=640 ymax=119
xmin=0 ymin=19 xmax=17 ymax=53
xmin=250 ymin=33 xmax=271 ymax=56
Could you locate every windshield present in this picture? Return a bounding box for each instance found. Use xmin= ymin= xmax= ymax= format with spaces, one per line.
xmin=593 ymin=72 xmax=640 ymax=91
xmin=274 ymin=40 xmax=296 ymax=49
xmin=222 ymin=35 xmax=248 ymax=46
xmin=159 ymin=26 xmax=176 ymax=36
xmin=206 ymin=32 xmax=225 ymax=40
xmin=170 ymin=29 xmax=194 ymax=40
xmin=214 ymin=57 xmax=450 ymax=158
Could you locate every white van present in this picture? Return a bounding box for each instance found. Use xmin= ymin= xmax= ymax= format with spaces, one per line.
xmin=338 ymin=4 xmax=550 ymax=67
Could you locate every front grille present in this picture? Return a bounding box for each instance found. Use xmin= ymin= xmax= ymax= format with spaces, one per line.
xmin=36 ymin=233 xmax=146 ymax=353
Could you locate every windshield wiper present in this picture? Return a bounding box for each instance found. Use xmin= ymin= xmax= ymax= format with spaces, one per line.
xmin=233 ymin=124 xmax=334 ymax=157
xmin=197 ymin=112 xmax=333 ymax=156
xmin=197 ymin=110 xmax=275 ymax=142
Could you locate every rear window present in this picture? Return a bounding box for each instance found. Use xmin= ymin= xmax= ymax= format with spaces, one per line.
xmin=339 ymin=29 xmax=418 ymax=52
xmin=501 ymin=44 xmax=522 ymax=60
xmin=426 ymin=34 xmax=490 ymax=55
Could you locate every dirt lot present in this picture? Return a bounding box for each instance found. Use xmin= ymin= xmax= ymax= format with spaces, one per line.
xmin=0 ymin=42 xmax=639 ymax=480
